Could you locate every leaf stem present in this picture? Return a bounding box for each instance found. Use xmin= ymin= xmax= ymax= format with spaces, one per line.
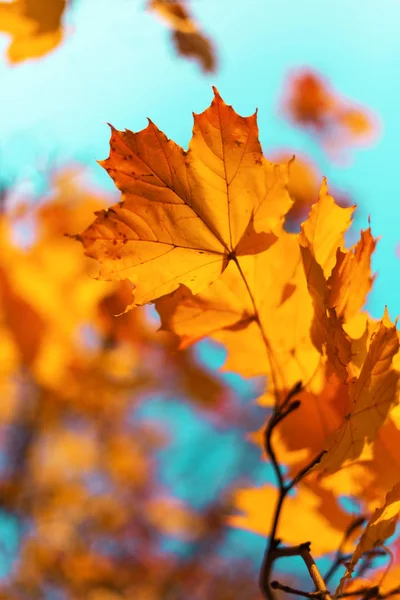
xmin=231 ymin=254 xmax=282 ymax=405
xmin=324 ymin=517 xmax=366 ymax=585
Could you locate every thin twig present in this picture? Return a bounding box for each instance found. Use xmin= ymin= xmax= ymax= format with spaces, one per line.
xmin=324 ymin=517 xmax=366 ymax=585
xmin=271 ymin=580 xmax=329 ymax=598
xmin=300 ymin=545 xmax=333 ymax=600
xmin=258 ymin=381 xmax=384 ymax=600
xmin=259 ymin=382 xmax=335 ymax=600
xmin=287 ymin=449 xmax=326 ymax=491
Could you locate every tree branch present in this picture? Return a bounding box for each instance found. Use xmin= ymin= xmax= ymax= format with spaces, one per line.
xmin=259 ymin=382 xmax=331 ymax=600
xmin=299 ymin=544 xmax=333 ymax=600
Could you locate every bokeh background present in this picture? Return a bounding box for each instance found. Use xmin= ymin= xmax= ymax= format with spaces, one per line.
xmin=0 ymin=1 xmax=399 ymax=598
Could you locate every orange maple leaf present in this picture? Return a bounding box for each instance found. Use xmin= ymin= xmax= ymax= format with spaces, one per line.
xmin=74 ymin=89 xmax=292 ymax=308
xmin=283 ymin=70 xmax=375 ymax=139
xmin=281 ymin=70 xmax=377 ymax=158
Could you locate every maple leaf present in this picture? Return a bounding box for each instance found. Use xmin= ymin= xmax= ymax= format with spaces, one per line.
xmin=0 ymin=0 xmax=66 ymax=63
xmin=148 ymin=0 xmax=216 ymax=72
xmin=282 ymin=70 xmax=374 ymax=138
xmin=327 ymin=227 xmax=377 ymax=322
xmin=272 ymin=152 xmax=353 ymax=226
xmin=364 ymin=411 xmax=400 ymax=505
xmin=299 ymin=179 xmax=354 ymax=379
xmin=317 ymin=312 xmax=400 ymax=475
xmin=300 ymin=178 xmax=355 ymax=277
xmin=273 ymin=152 xmax=320 ymax=223
xmin=263 ymin=367 xmax=350 ymax=471
xmin=281 ymin=70 xmax=377 ymax=157
xmin=74 ymin=89 xmax=292 ymax=308
xmin=283 ymin=71 xmax=335 ymax=129
xmin=156 ymin=232 xmax=321 ymax=398
xmin=321 ymin=385 xmax=400 ymax=511
xmin=253 ymin=193 xmax=378 ymax=474
xmin=229 ymin=483 xmax=351 ymax=556
xmin=338 ymin=482 xmax=400 ymax=595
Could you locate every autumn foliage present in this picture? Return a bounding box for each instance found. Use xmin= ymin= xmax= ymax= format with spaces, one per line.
xmin=0 ymin=0 xmax=216 ymax=70
xmin=0 ymin=168 xmax=263 ymax=599
xmin=2 ymin=3 xmax=399 ymax=600
xmin=282 ymin=71 xmax=376 ymax=156
xmin=69 ymin=88 xmax=400 ymax=598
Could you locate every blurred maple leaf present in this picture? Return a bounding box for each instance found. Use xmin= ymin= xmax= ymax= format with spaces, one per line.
xmin=0 ymin=0 xmax=66 ymax=63
xmin=281 ymin=70 xmax=377 ymax=156
xmin=148 ymin=0 xmax=216 ymax=72
xmin=271 ymin=152 xmax=353 ymax=225
xmin=0 ymin=166 xmax=261 ymax=600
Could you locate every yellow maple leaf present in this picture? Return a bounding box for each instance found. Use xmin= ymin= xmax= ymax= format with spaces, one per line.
xmin=299 ymin=180 xmax=355 ymax=380
xmin=0 ymin=0 xmax=66 ymax=63
xmin=327 ymin=227 xmax=377 ymax=322
xmin=229 ymin=483 xmax=351 ymax=556
xmin=157 ymin=233 xmax=319 ymax=396
xmin=338 ymin=482 xmax=400 ymax=595
xmin=300 ymin=178 xmax=354 ymax=278
xmin=318 ymin=312 xmax=400 ymax=475
xmin=75 ymin=89 xmax=292 ymax=308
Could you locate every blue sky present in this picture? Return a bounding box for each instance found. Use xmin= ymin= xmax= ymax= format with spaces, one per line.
xmin=2 ymin=0 xmax=400 ymax=319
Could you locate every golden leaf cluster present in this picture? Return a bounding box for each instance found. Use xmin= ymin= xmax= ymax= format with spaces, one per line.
xmin=75 ymin=90 xmax=400 ymax=594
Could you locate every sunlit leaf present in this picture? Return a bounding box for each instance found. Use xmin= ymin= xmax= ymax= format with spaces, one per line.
xmin=75 ymin=89 xmax=292 ymax=307
xmin=338 ymin=482 xmax=400 ymax=594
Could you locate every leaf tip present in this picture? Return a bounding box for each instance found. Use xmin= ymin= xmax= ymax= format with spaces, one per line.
xmin=211 ymin=85 xmax=220 ymax=98
xmin=64 ymin=232 xmax=80 ymax=242
xmin=321 ymin=175 xmax=329 ymax=193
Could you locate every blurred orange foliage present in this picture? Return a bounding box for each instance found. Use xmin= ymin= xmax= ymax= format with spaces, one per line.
xmin=0 ymin=0 xmax=66 ymax=63
xmin=148 ymin=0 xmax=216 ymax=72
xmin=282 ymin=70 xmax=377 ymax=156
xmin=0 ymin=166 xmax=263 ymax=599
